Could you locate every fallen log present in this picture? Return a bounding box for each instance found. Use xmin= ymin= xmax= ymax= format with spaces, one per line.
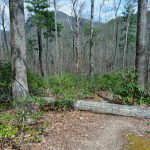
xmin=43 ymin=97 xmax=150 ymax=119
xmin=74 ymin=100 xmax=150 ymax=119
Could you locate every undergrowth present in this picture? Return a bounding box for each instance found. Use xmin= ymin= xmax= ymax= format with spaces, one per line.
xmin=0 ymin=62 xmax=150 ymax=148
xmin=0 ymin=62 xmax=12 ymax=101
xmin=1 ymin=62 xmax=150 ymax=106
xmin=0 ymin=96 xmax=50 ymax=149
xmin=45 ymin=70 xmax=150 ymax=105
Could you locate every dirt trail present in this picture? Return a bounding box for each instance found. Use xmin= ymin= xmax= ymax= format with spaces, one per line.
xmin=31 ymin=111 xmax=150 ymax=150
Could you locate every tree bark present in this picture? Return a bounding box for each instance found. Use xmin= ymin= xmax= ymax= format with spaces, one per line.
xmin=71 ymin=0 xmax=85 ymax=74
xmin=113 ymin=0 xmax=121 ymax=69
xmin=75 ymin=15 xmax=80 ymax=74
xmin=44 ymin=97 xmax=150 ymax=119
xmin=75 ymin=100 xmax=150 ymax=119
xmin=1 ymin=6 xmax=9 ymax=56
xmin=123 ymin=14 xmax=131 ymax=69
xmin=89 ymin=0 xmax=94 ymax=77
xmin=9 ymin=0 xmax=29 ymax=99
xmin=135 ymin=0 xmax=148 ymax=90
xmin=37 ymin=28 xmax=44 ymax=77
xmin=54 ymin=0 xmax=59 ymax=74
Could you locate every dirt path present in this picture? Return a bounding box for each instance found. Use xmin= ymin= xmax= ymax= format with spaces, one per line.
xmin=31 ymin=111 xmax=150 ymax=150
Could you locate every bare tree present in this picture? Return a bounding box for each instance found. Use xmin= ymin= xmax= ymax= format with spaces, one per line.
xmin=37 ymin=28 xmax=44 ymax=76
xmin=54 ymin=0 xmax=59 ymax=74
xmin=113 ymin=0 xmax=121 ymax=69
xmin=9 ymin=0 xmax=29 ymax=99
xmin=89 ymin=0 xmax=95 ymax=77
xmin=0 ymin=5 xmax=8 ymax=54
xmin=135 ymin=0 xmax=148 ymax=90
xmin=122 ymin=1 xmax=134 ymax=69
xmin=71 ymin=0 xmax=85 ymax=74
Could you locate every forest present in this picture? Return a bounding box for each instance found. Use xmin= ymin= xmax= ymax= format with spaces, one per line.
xmin=0 ymin=0 xmax=150 ymax=149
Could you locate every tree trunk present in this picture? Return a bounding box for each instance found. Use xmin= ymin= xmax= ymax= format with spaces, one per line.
xmin=59 ymin=36 xmax=63 ymax=76
xmin=135 ymin=0 xmax=148 ymax=90
xmin=54 ymin=0 xmax=59 ymax=74
xmin=113 ymin=0 xmax=121 ymax=70
xmin=46 ymin=37 xmax=49 ymax=75
xmin=113 ymin=16 xmax=119 ymax=69
xmin=75 ymin=16 xmax=80 ymax=74
xmin=37 ymin=28 xmax=44 ymax=77
xmin=89 ymin=0 xmax=94 ymax=77
xmin=123 ymin=14 xmax=131 ymax=69
xmin=44 ymin=98 xmax=150 ymax=119
xmin=9 ymin=0 xmax=29 ymax=99
xmin=1 ymin=6 xmax=9 ymax=56
xmin=75 ymin=100 xmax=150 ymax=119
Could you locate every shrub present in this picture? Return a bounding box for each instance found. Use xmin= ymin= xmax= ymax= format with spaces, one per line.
xmin=0 ymin=62 xmax=12 ymax=101
xmin=89 ymin=72 xmax=123 ymax=92
xmin=0 ymin=125 xmax=18 ymax=138
xmin=111 ymin=70 xmax=150 ymax=105
xmin=32 ymin=97 xmax=49 ymax=107
xmin=27 ymin=70 xmax=47 ymax=96
xmin=92 ymin=70 xmax=150 ymax=105
xmin=53 ymin=99 xmax=74 ymax=111
xmin=48 ymin=74 xmax=93 ymax=100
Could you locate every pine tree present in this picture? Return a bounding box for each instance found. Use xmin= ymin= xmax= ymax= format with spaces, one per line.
xmin=120 ymin=0 xmax=136 ymax=68
xmin=26 ymin=0 xmax=49 ymax=76
xmin=26 ymin=0 xmax=63 ymax=76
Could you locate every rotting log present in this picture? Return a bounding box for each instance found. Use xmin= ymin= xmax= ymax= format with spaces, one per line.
xmin=43 ymin=97 xmax=150 ymax=119
xmin=75 ymin=101 xmax=150 ymax=119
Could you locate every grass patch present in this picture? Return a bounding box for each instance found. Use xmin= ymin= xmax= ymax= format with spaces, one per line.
xmin=126 ymin=134 xmax=150 ymax=150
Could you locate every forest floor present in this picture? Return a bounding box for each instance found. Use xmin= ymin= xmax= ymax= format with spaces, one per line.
xmin=30 ymin=110 xmax=150 ymax=150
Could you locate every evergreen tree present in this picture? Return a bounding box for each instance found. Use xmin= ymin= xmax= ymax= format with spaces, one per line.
xmin=26 ymin=0 xmax=49 ymax=76
xmin=26 ymin=0 xmax=63 ymax=76
xmin=122 ymin=1 xmax=136 ymax=44
xmin=120 ymin=0 xmax=137 ymax=68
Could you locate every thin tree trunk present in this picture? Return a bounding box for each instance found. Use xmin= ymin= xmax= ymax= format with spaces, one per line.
xmin=123 ymin=14 xmax=130 ymax=69
xmin=46 ymin=37 xmax=49 ymax=75
xmin=75 ymin=16 xmax=80 ymax=74
xmin=54 ymin=0 xmax=59 ymax=74
xmin=113 ymin=0 xmax=121 ymax=69
xmin=59 ymin=36 xmax=63 ymax=76
xmin=103 ymin=39 xmax=107 ymax=73
xmin=37 ymin=28 xmax=44 ymax=77
xmin=9 ymin=0 xmax=29 ymax=99
xmin=135 ymin=0 xmax=148 ymax=90
xmin=1 ymin=6 xmax=9 ymax=56
xmin=72 ymin=0 xmax=85 ymax=74
xmin=113 ymin=17 xmax=119 ymax=69
xmin=89 ymin=0 xmax=94 ymax=77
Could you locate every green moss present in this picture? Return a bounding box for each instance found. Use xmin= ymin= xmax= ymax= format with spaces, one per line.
xmin=126 ymin=134 xmax=150 ymax=150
